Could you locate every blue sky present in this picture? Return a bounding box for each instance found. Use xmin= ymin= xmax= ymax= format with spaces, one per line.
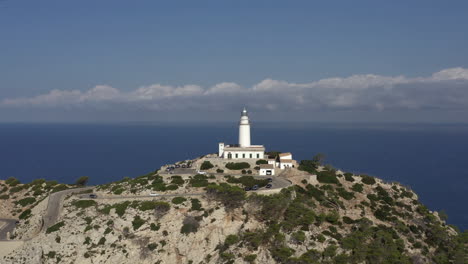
xmin=1 ymin=0 xmax=468 ymax=122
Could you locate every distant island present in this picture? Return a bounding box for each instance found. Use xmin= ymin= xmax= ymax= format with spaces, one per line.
xmin=0 ymin=110 xmax=466 ymax=264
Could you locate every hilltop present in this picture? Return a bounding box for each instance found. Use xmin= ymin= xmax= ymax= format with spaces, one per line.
xmin=0 ymin=155 xmax=466 ymax=264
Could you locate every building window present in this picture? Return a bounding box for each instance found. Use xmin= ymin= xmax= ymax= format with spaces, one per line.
xmin=249 ymin=154 xmax=252 ymax=158
xmin=235 ymin=154 xmax=238 ymax=158
xmin=242 ymin=154 xmax=245 ymax=158
xmin=257 ymin=153 xmax=260 ymax=158
xmin=227 ymin=153 xmax=232 ymax=159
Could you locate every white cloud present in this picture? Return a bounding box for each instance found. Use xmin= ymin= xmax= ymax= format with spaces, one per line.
xmin=2 ymin=67 xmax=468 ymax=113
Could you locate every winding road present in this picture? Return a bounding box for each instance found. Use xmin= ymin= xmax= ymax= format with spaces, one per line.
xmin=0 ymin=174 xmax=291 ymax=241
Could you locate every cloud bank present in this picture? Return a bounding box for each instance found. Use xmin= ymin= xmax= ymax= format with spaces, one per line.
xmin=2 ymin=68 xmax=468 ymax=115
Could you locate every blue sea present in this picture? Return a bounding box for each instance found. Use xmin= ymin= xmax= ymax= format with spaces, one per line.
xmin=0 ymin=122 xmax=467 ymax=230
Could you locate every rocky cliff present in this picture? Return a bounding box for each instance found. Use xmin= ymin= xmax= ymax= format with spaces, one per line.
xmin=1 ymin=158 xmax=466 ymax=264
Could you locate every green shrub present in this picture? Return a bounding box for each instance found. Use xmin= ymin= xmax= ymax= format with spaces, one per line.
xmin=46 ymin=221 xmax=65 ymax=234
xmin=72 ymin=200 xmax=97 ymax=209
xmin=189 ymin=174 xmax=209 ymax=187
xmin=225 ymin=162 xmax=250 ymax=170
xmin=171 ymin=197 xmax=187 ymax=204
xmin=225 ymin=175 xmax=268 ymax=188
xmin=200 ymin=161 xmax=214 ymax=170
xmin=292 ymin=230 xmax=306 ymax=243
xmin=298 ymin=160 xmax=318 ymax=173
xmin=132 ymin=215 xmax=145 ymax=230
xmin=344 ymin=173 xmax=355 ymax=182
xmin=216 ymin=169 xmax=224 ymax=173
xmin=148 ymin=243 xmax=158 ymax=251
xmin=16 ymin=197 xmax=36 ymax=207
xmin=342 ymin=216 xmax=355 ymax=224
xmin=150 ymin=223 xmax=160 ymax=231
xmin=180 ymin=216 xmax=200 ymax=234
xmin=360 ymin=175 xmax=376 ymax=185
xmin=104 ymin=227 xmax=112 ymax=235
xmin=5 ymin=177 xmax=20 ymax=186
xmin=52 ymin=184 xmax=68 ymax=193
xmin=270 ymin=246 xmax=295 ymax=262
xmin=165 ymin=184 xmax=178 ymax=190
xmin=46 ymin=251 xmax=56 ymax=258
xmin=256 ymin=159 xmax=268 ymax=165
xmin=351 ymin=183 xmax=364 ymax=193
xmin=206 ymin=183 xmax=246 ymax=209
xmin=170 ymin=176 xmax=184 ymax=185
xmin=190 ymin=198 xmax=203 ymax=211
xmin=336 ymin=187 xmax=355 ymax=200
xmin=244 ymin=254 xmax=257 ymax=263
xmin=316 ymin=171 xmax=339 ymax=184
xmin=325 ymin=211 xmax=340 ymax=224
xmin=100 ymin=201 xmax=130 ymax=216
xmin=0 ymin=194 xmax=10 ymax=200
xmin=19 ymin=209 xmax=31 ymax=219
xmin=98 ymin=237 xmax=106 ymax=245
xmin=138 ymin=201 xmax=170 ymax=211
xmin=224 ymin=234 xmax=240 ymax=246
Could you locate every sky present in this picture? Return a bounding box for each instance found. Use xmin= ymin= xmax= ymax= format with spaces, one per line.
xmin=1 ymin=0 xmax=468 ymax=123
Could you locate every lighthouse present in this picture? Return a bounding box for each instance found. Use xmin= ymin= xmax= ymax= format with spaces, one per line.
xmin=239 ymin=108 xmax=251 ymax=147
xmin=218 ymin=108 xmax=264 ymax=159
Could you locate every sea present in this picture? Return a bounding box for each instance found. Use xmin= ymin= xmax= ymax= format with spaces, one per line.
xmin=0 ymin=122 xmax=467 ymax=230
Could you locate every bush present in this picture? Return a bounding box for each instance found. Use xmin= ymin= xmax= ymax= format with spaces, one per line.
xmin=316 ymin=171 xmax=339 ymax=184
xmin=52 ymin=184 xmax=68 ymax=193
xmin=46 ymin=221 xmax=65 ymax=234
xmin=361 ymin=175 xmax=376 ymax=185
xmin=5 ymin=177 xmax=20 ymax=186
xmin=180 ymin=216 xmax=200 ymax=234
xmin=75 ymin=176 xmax=89 ymax=186
xmin=216 ymin=169 xmax=224 ymax=173
xmin=244 ymin=254 xmax=257 ymax=263
xmin=337 ymin=187 xmax=355 ymax=200
xmin=200 ymin=161 xmax=214 ymax=170
xmin=47 ymin=251 xmax=56 ymax=258
xmin=19 ymin=209 xmax=31 ymax=219
xmin=98 ymin=237 xmax=106 ymax=245
xmin=225 ymin=162 xmax=250 ymax=170
xmin=0 ymin=194 xmax=10 ymax=200
xmin=351 ymin=183 xmax=364 ymax=193
xmin=344 ymin=173 xmax=354 ymax=182
xmin=292 ymin=230 xmax=306 ymax=243
xmin=256 ymin=159 xmax=268 ymax=165
xmin=206 ymin=183 xmax=246 ymax=209
xmin=225 ymin=175 xmax=268 ymax=188
xmin=342 ymin=216 xmax=355 ymax=224
xmin=189 ymin=174 xmax=209 ymax=187
xmin=190 ymin=198 xmax=203 ymax=211
xmin=100 ymin=201 xmax=130 ymax=217
xmin=139 ymin=201 xmax=170 ymax=212
xmin=150 ymin=223 xmax=160 ymax=231
xmin=148 ymin=243 xmax=158 ymax=251
xmin=224 ymin=234 xmax=240 ymax=246
xmin=72 ymin=200 xmax=97 ymax=209
xmin=170 ymin=176 xmax=185 ymax=185
xmin=172 ymin=197 xmax=187 ymax=204
xmin=16 ymin=197 xmax=36 ymax=207
xmin=132 ymin=215 xmax=145 ymax=230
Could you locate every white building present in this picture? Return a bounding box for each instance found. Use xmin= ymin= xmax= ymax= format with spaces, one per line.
xmin=259 ymin=164 xmax=275 ymax=176
xmin=219 ymin=108 xmax=265 ymax=159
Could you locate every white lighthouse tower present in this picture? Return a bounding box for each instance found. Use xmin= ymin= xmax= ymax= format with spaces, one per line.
xmin=239 ymin=107 xmax=251 ymax=147
xmin=218 ymin=108 xmax=265 ymax=159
